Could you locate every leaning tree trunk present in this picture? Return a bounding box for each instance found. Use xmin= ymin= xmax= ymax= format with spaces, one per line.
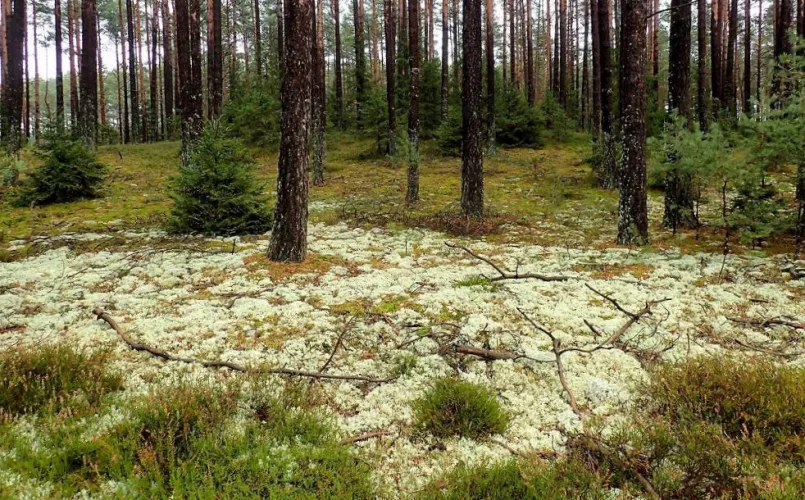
xmin=1 ymin=0 xmax=24 ymax=152
xmin=311 ymin=0 xmax=326 ymax=186
xmin=616 ymin=0 xmax=648 ymax=245
xmin=697 ymin=0 xmax=707 ymax=129
xmin=79 ymin=0 xmax=98 ymax=147
xmin=384 ymin=0 xmax=396 ymax=154
xmin=406 ymin=0 xmax=420 ymax=203
xmin=268 ymin=0 xmax=313 ymax=263
xmin=597 ymin=0 xmax=616 ymax=188
xmin=486 ymin=0 xmax=495 ymax=153
xmin=462 ymin=0 xmax=484 ymax=217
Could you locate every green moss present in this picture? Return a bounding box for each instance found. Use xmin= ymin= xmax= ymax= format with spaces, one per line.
xmin=413 ymin=378 xmax=510 ymax=439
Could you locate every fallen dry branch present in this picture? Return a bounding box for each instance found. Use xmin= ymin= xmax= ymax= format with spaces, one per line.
xmin=445 ymin=242 xmax=571 ymax=282
xmin=728 ymin=316 xmax=805 ymax=331
xmin=490 ymin=438 xmax=559 ymax=459
xmin=340 ymin=430 xmax=392 ymax=445
xmin=93 ymin=308 xmax=395 ymax=384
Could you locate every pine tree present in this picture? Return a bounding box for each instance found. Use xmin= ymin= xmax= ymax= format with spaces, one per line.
xmin=406 ymin=0 xmax=420 ymax=203
xmin=384 ymin=0 xmax=397 ymax=154
xmin=79 ymin=0 xmax=98 ymax=146
xmin=0 ymin=0 xmax=24 ymax=152
xmin=462 ymin=0 xmax=483 ymax=216
xmin=697 ymin=0 xmax=707 ymax=128
xmin=268 ymin=0 xmax=313 ymax=263
xmin=486 ymin=0 xmax=495 ymax=153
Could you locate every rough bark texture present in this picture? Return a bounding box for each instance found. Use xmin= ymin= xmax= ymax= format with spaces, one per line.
xmin=440 ymin=0 xmax=448 ymax=122
xmin=253 ymin=0 xmax=261 ymax=76
xmin=526 ymin=0 xmax=534 ymax=105
xmin=207 ymin=0 xmax=222 ymax=118
xmin=617 ymin=0 xmax=648 ymax=245
xmin=462 ymin=0 xmax=484 ymax=217
xmin=385 ymin=0 xmax=397 ymax=154
xmin=697 ymin=0 xmax=707 ymax=129
xmin=33 ymin=0 xmax=40 ymax=140
xmin=68 ymin=0 xmax=79 ymax=125
xmin=1 ymin=0 xmax=23 ymax=151
xmin=311 ymin=0 xmax=326 ymax=186
xmin=711 ymin=0 xmax=723 ymax=110
xmin=333 ymin=0 xmax=344 ymax=129
xmin=406 ymin=0 xmax=419 ymax=203
xmin=598 ymin=0 xmax=616 ymax=188
xmin=486 ymin=0 xmax=495 ymax=153
xmin=354 ymin=0 xmax=366 ymax=129
xmin=581 ymin=0 xmax=589 ymax=128
xmin=268 ymin=0 xmax=313 ymax=263
xmin=668 ymin=0 xmax=692 ymax=121
xmin=743 ymin=0 xmax=751 ymax=113
xmin=559 ymin=0 xmax=567 ymax=105
xmin=127 ymin=0 xmax=140 ymax=141
xmin=162 ymin=0 xmax=174 ymax=131
xmin=510 ymin=0 xmax=516 ymax=87
xmin=590 ymin=0 xmax=600 ymax=138
xmin=175 ymin=0 xmax=202 ymax=160
xmin=79 ymin=0 xmax=98 ymax=147
xmin=149 ymin=0 xmax=159 ymax=140
xmin=724 ymin=0 xmax=738 ymax=113
xmin=55 ymin=0 xmax=65 ymax=128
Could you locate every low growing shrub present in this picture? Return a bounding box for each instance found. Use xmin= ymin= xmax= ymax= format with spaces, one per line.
xmin=413 ymin=378 xmax=510 ymax=439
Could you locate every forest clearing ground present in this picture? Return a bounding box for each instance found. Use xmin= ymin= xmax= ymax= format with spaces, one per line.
xmin=1 ymin=138 xmax=803 ymax=495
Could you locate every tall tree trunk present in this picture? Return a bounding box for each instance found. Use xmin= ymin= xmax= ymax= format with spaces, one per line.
xmin=510 ymin=0 xmax=516 ymax=87
xmin=24 ymin=6 xmax=29 ymax=139
xmin=462 ymin=0 xmax=483 ymax=216
xmin=743 ymin=0 xmax=750 ymax=113
xmin=697 ymin=0 xmax=707 ymax=129
xmin=115 ymin=33 xmax=123 ymax=141
xmin=79 ymin=0 xmax=98 ymax=146
xmin=334 ymin=0 xmax=344 ymax=129
xmin=97 ymin=18 xmax=107 ymax=127
xmin=149 ymin=0 xmax=159 ymax=139
xmin=546 ymin=0 xmax=553 ymax=90
xmin=711 ymin=0 xmax=723 ymax=111
xmin=208 ymin=0 xmax=222 ymax=118
xmin=486 ymin=0 xmax=495 ymax=152
xmin=669 ymin=0 xmax=692 ymax=121
xmin=277 ymin=0 xmax=284 ymax=81
xmin=253 ymin=0 xmax=261 ymax=77
xmin=526 ymin=0 xmax=534 ymax=105
xmin=385 ymin=0 xmax=397 ymax=153
xmin=354 ymin=0 xmax=366 ymax=129
xmin=175 ymin=0 xmax=201 ymax=159
xmin=590 ymin=0 xmax=600 ymax=138
xmin=756 ymin=0 xmax=761 ymax=104
xmin=598 ymin=0 xmax=616 ymax=187
xmin=652 ymin=0 xmax=659 ymax=99
xmin=189 ymin=0 xmax=202 ymax=134
xmin=559 ymin=0 xmax=567 ymax=104
xmin=724 ymin=0 xmax=737 ymax=113
xmin=428 ymin=0 xmax=434 ymax=60
xmin=371 ymin=0 xmax=380 ymax=81
xmin=502 ymin=0 xmax=507 ymax=83
xmin=311 ymin=0 xmax=326 ymax=185
xmin=1 ymin=0 xmax=23 ymax=152
xmin=68 ymin=0 xmax=79 ymax=125
xmin=581 ymin=0 xmax=589 ymax=128
xmin=772 ymin=0 xmax=792 ymax=105
xmin=268 ymin=0 xmax=313 ymax=263
xmin=33 ymin=0 xmax=40 ymax=141
xmin=441 ymin=0 xmax=448 ymax=121
xmin=136 ymin=0 xmax=147 ymax=139
xmin=162 ymin=0 xmax=173 ymax=133
xmin=616 ymin=0 xmax=648 ymax=245
xmin=126 ymin=0 xmax=139 ymax=141
xmin=406 ymin=0 xmax=419 ymax=203
xmin=56 ymin=0 xmax=66 ymax=128
xmin=118 ymin=0 xmax=129 ymax=141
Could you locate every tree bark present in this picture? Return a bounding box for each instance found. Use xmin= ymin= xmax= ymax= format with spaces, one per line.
xmin=616 ymin=0 xmax=648 ymax=245
xmin=268 ymin=0 xmax=313 ymax=263
xmin=162 ymin=0 xmax=173 ymax=132
xmin=253 ymin=0 xmax=261 ymax=77
xmin=385 ymin=0 xmax=397 ymax=153
xmin=486 ymin=0 xmax=495 ymax=153
xmin=55 ymin=0 xmax=66 ymax=128
xmin=311 ymin=0 xmax=326 ymax=186
xmin=208 ymin=0 xmax=222 ymax=118
xmin=581 ymin=0 xmax=589 ymax=128
xmin=724 ymin=0 xmax=738 ymax=113
xmin=526 ymin=0 xmax=534 ymax=105
xmin=711 ymin=0 xmax=723 ymax=111
xmin=668 ymin=0 xmax=692 ymax=121
xmin=510 ymin=0 xmax=516 ymax=87
xmin=598 ymin=0 xmax=616 ymax=188
xmin=406 ymin=0 xmax=419 ymax=203
xmin=79 ymin=0 xmax=98 ymax=146
xmin=590 ymin=0 xmax=600 ymax=138
xmin=772 ymin=0 xmax=792 ymax=105
xmin=97 ymin=17 xmax=106 ymax=128
xmin=149 ymin=0 xmax=159 ymax=139
xmin=68 ymin=0 xmax=79 ymax=125
xmin=1 ymin=0 xmax=23 ymax=151
xmin=117 ymin=0 xmax=129 ymax=141
xmin=33 ymin=0 xmax=40 ymax=140
xmin=175 ymin=0 xmax=201 ymax=159
xmin=354 ymin=0 xmax=366 ymax=129
xmin=697 ymin=0 xmax=707 ymax=129
xmin=333 ymin=0 xmax=344 ymax=129
xmin=743 ymin=0 xmax=750 ymax=113
xmin=127 ymin=0 xmax=140 ymax=141
xmin=462 ymin=0 xmax=484 ymax=217
xmin=559 ymin=0 xmax=567 ymax=105
xmin=440 ymin=0 xmax=448 ymax=121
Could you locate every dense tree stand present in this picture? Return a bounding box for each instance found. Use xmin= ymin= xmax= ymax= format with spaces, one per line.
xmin=268 ymin=0 xmax=314 ymax=263
xmin=461 ymin=0 xmax=484 ymax=217
xmin=616 ymin=0 xmax=648 ymax=245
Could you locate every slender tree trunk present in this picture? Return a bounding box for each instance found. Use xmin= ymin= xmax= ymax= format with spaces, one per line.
xmin=598 ymin=0 xmax=616 ymax=187
xmin=127 ymin=0 xmax=140 ymax=141
xmin=371 ymin=0 xmax=380 ymax=80
xmin=354 ymin=0 xmax=366 ymax=129
xmin=385 ymin=0 xmax=397 ymax=153
xmin=79 ymin=0 xmax=98 ymax=146
xmin=136 ymin=0 xmax=148 ymax=139
xmin=772 ymin=0 xmax=792 ymax=105
xmin=590 ymin=0 xmax=600 ymax=138
xmin=208 ymin=0 xmax=222 ymax=118
xmin=441 ymin=0 xmax=448 ymax=121
xmin=277 ymin=0 xmax=284 ymax=81
xmin=724 ymin=0 xmax=737 ymax=113
xmin=510 ymin=0 xmax=516 ymax=87
xmin=115 ymin=34 xmax=123 ymax=141
xmin=23 ymin=6 xmax=29 ymax=140
xmin=462 ymin=0 xmax=483 ymax=216
xmin=118 ymin=0 xmax=129 ymax=141
xmin=428 ymin=0 xmax=434 ymax=60
xmin=406 ymin=0 xmax=419 ymax=203
xmin=311 ymin=0 xmax=326 ymax=185
xmin=502 ymin=0 xmax=507 ymax=83
xmin=581 ymin=0 xmax=589 ymax=128
xmin=162 ymin=0 xmax=173 ymax=133
xmin=1 ymin=0 xmax=23 ymax=152
xmin=175 ymin=0 xmax=201 ymax=159
xmin=617 ymin=0 xmax=648 ymax=245
xmin=334 ymin=0 xmax=344 ymax=129
xmin=756 ymin=0 xmax=761 ymax=104
xmin=268 ymin=0 xmax=313 ymax=263
xmin=97 ymin=18 xmax=107 ymax=128
xmin=743 ymin=0 xmax=750 ymax=113
xmin=559 ymin=0 xmax=567 ymax=105
xmin=526 ymin=0 xmax=534 ymax=105
xmin=486 ymin=0 xmax=495 ymax=154
xmin=149 ymin=0 xmax=159 ymax=139
xmin=546 ymin=0 xmax=553 ymax=90
xmin=697 ymin=0 xmax=707 ymax=128
xmin=68 ymin=0 xmax=79 ymax=125
xmin=253 ymin=0 xmax=261 ymax=76
xmin=189 ymin=0 xmax=202 ymax=133
xmin=669 ymin=0 xmax=692 ymax=121
xmin=33 ymin=0 xmax=40 ymax=141
xmin=55 ymin=0 xmax=66 ymax=129
xmin=711 ymin=0 xmax=723 ymax=111
xmin=652 ymin=0 xmax=658 ymax=98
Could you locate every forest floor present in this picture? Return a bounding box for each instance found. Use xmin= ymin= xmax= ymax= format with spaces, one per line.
xmin=1 ymin=136 xmax=804 ymax=497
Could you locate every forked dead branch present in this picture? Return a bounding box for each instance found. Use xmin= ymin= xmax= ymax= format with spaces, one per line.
xmin=445 ymin=242 xmax=572 ymax=282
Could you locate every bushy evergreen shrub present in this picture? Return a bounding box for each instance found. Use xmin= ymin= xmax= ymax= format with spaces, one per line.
xmin=221 ymin=77 xmax=282 ymax=148
xmin=13 ymin=130 xmax=107 ymax=206
xmin=495 ymin=85 xmax=543 ymax=148
xmin=0 ymin=152 xmax=23 ymax=187
xmin=168 ymin=124 xmax=272 ymax=236
xmin=412 ymin=378 xmax=509 ymax=439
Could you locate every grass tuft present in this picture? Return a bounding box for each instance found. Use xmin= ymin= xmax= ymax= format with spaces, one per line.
xmin=412 ymin=378 xmax=510 ymax=439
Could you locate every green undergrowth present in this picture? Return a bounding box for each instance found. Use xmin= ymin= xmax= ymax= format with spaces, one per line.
xmin=0 ymin=345 xmax=372 ymax=498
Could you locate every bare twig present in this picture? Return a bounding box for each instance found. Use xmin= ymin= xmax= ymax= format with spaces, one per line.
xmin=445 ymin=242 xmax=571 ymax=282
xmin=93 ymin=308 xmax=395 ymax=384
xmin=728 ymin=316 xmax=805 ymax=331
xmin=340 ymin=430 xmax=391 ymax=445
